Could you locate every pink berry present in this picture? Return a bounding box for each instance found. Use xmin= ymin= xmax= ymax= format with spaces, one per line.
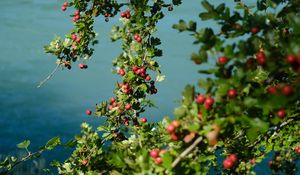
xmin=75 ymin=37 xmax=81 ymax=43
xmin=119 ymin=69 xmax=125 ymax=76
xmin=71 ymin=34 xmax=77 ymax=41
xmin=223 ymin=159 xmax=234 ymax=169
xmin=110 ymin=97 xmax=116 ymax=103
xmin=140 ymin=118 xmax=147 ymax=123
xmin=125 ymin=104 xmax=131 ymax=110
xmin=154 ymin=157 xmax=162 ymax=164
xmin=228 ymin=154 xmax=237 ymax=163
xmin=75 ymin=15 xmax=80 ymax=20
xmin=85 ymin=110 xmax=92 ymax=115
xmin=166 ymin=124 xmax=175 ymax=134
xmin=150 ymin=149 xmax=159 ymax=158
xmin=63 ymin=2 xmax=68 ymax=6
xmin=78 ymin=63 xmax=87 ymax=69
xmin=145 ymin=76 xmax=151 ymax=81
xmin=61 ymin=6 xmax=67 ymax=11
xmin=74 ymin=11 xmax=80 ymax=16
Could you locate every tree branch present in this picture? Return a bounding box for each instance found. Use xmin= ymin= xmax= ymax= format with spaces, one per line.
xmin=171 ymin=137 xmax=202 ymax=168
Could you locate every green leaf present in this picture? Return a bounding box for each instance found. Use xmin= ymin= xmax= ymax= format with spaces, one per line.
xmin=162 ymin=152 xmax=173 ymax=170
xmin=17 ymin=140 xmax=30 ymax=149
xmin=201 ymin=0 xmax=214 ymax=12
xmin=44 ymin=137 xmax=61 ymax=150
xmin=182 ymin=85 xmax=195 ymax=106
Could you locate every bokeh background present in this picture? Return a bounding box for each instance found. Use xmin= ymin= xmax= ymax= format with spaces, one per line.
xmin=0 ymin=0 xmax=273 ymax=174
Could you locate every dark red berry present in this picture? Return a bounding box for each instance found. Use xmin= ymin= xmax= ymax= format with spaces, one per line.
xmin=267 ymin=86 xmax=277 ymax=94
xmin=287 ymin=54 xmax=296 ymax=64
xmin=256 ymin=51 xmax=266 ymax=65
xmin=171 ymin=133 xmax=179 ymax=141
xmin=251 ymin=27 xmax=260 ymax=34
xmin=228 ymin=89 xmax=237 ymax=98
xmin=281 ymin=85 xmax=294 ymax=96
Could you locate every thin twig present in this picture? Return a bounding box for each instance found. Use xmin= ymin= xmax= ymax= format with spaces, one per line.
xmin=171 ymin=137 xmax=203 ymax=168
xmin=37 ymin=64 xmax=61 ymax=88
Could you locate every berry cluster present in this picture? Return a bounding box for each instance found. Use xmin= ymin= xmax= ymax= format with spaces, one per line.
xmin=195 ymin=94 xmax=215 ymax=110
xmin=120 ymin=10 xmax=131 ymax=19
xmin=150 ymin=149 xmax=166 ymax=165
xmin=166 ymin=120 xmax=180 ymax=141
xmin=223 ymin=154 xmax=238 ymax=169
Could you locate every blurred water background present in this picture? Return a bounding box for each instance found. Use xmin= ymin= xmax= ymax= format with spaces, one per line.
xmin=0 ymin=0 xmax=276 ymax=174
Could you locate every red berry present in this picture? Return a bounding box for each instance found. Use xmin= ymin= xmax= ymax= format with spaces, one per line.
xmin=204 ymin=103 xmax=212 ymax=110
xmin=85 ymin=110 xmax=92 ymax=115
xmin=171 ymin=133 xmax=179 ymax=141
xmin=150 ymin=149 xmax=159 ymax=158
xmin=139 ymin=68 xmax=145 ymax=74
xmin=223 ymin=159 xmax=234 ymax=169
xmin=119 ymin=69 xmax=125 ymax=76
xmin=126 ymin=11 xmax=131 ymax=18
xmin=228 ymin=154 xmax=238 ymax=163
xmin=228 ymin=89 xmax=237 ymax=98
xmin=78 ymin=63 xmax=87 ymax=69
xmin=121 ymin=12 xmax=126 ymax=17
xmin=196 ymin=94 xmax=206 ymax=104
xmin=136 ymin=37 xmax=142 ymax=43
xmin=112 ymin=102 xmax=117 ymax=107
xmin=251 ymin=27 xmax=260 ymax=34
xmin=218 ymin=56 xmax=228 ymax=65
xmin=154 ymin=157 xmax=162 ymax=165
xmin=74 ymin=11 xmax=80 ymax=16
xmin=140 ymin=118 xmax=147 ymax=123
xmin=166 ymin=124 xmax=175 ymax=134
xmin=132 ymin=66 xmax=138 ymax=71
xmin=63 ymin=2 xmax=68 ymax=6
xmin=134 ymin=34 xmax=139 ymax=40
xmin=204 ymin=97 xmax=214 ymax=106
xmin=72 ymin=17 xmax=77 ymax=22
xmin=287 ymin=54 xmax=296 ymax=64
xmin=281 ymin=85 xmax=294 ymax=96
xmin=294 ymin=146 xmax=300 ymax=152
xmin=256 ymin=51 xmax=266 ymax=65
xmin=61 ymin=6 xmax=67 ymax=11
xmin=75 ymin=37 xmax=81 ymax=43
xmin=267 ymin=86 xmax=277 ymax=94
xmin=108 ymin=105 xmax=113 ymax=110
xmin=277 ymin=109 xmax=286 ymax=118
xmin=75 ymin=15 xmax=80 ymax=20
xmin=110 ymin=97 xmax=116 ymax=103
xmin=125 ymin=104 xmax=131 ymax=110
xmin=145 ymin=76 xmax=151 ymax=81
xmin=297 ymin=55 xmax=300 ymax=64
xmin=71 ymin=34 xmax=77 ymax=41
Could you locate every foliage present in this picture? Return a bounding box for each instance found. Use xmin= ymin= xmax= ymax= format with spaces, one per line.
xmin=2 ymin=0 xmax=300 ymax=174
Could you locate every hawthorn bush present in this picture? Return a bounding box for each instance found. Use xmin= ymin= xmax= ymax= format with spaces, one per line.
xmin=2 ymin=0 xmax=300 ymax=174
